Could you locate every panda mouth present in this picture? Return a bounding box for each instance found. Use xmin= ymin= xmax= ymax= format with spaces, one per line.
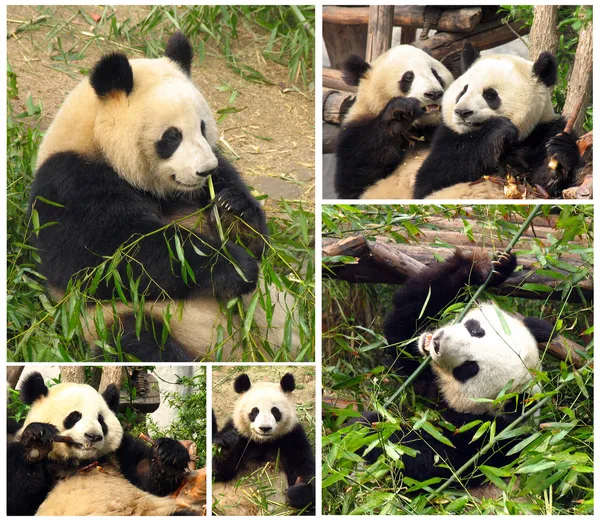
xmin=423 ymin=105 xmax=440 ymax=113
xmin=170 ymin=174 xmax=203 ymax=189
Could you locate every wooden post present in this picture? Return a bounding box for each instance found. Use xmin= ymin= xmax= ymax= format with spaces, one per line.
xmin=529 ymin=6 xmax=559 ymax=60
xmin=60 ymin=366 xmax=86 ymax=383
xmin=366 ymin=6 xmax=394 ymax=62
xmin=99 ymin=367 xmax=124 ymax=394
xmin=400 ymin=27 xmax=417 ymax=44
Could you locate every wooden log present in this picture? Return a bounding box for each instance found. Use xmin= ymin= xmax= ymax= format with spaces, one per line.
xmin=529 ymin=6 xmax=559 ymax=61
xmin=99 ymin=366 xmax=123 ymax=394
xmin=323 ymin=21 xmax=368 ymax=70
xmin=322 ymin=6 xmax=483 ymax=32
xmin=323 ymin=89 xmax=355 ymax=125
xmin=414 ymin=20 xmax=529 ymax=60
xmin=370 ymin=242 xmax=425 ymax=277
xmin=323 ymin=122 xmax=340 ymax=154
xmin=323 ymin=67 xmax=357 ymax=93
xmin=7 ymin=366 xmax=24 ymax=389
xmin=60 ymin=366 xmax=85 ymax=383
xmin=366 ymin=6 xmax=394 ymax=63
xmin=322 ymin=234 xmax=370 ymax=258
xmin=400 ymin=27 xmax=417 ymax=45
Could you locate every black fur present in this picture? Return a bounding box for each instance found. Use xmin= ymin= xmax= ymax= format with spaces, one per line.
xmin=533 ymin=52 xmax=558 ymax=87
xmin=356 ymin=251 xmax=552 ymax=486
xmin=334 ymin=97 xmax=434 ymax=198
xmin=233 ymin=373 xmax=251 ymax=394
xmin=20 ymin=372 xmax=48 ymax=405
xmin=7 ymin=373 xmax=190 ymax=515
xmin=523 ymin=316 xmax=556 ymax=343
xmin=413 ymin=115 xmax=581 ymax=198
xmin=164 ymin=31 xmax=194 ymax=76
xmin=280 ymin=373 xmax=295 ymax=393
xmin=102 ymin=384 xmax=120 ymax=413
xmin=90 ymin=52 xmax=134 ymax=97
xmin=461 ymin=42 xmax=481 ymax=72
xmin=341 ymin=54 xmax=370 ymax=86
xmin=213 ymin=419 xmax=315 ymax=514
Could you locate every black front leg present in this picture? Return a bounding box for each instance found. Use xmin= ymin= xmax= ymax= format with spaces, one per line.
xmin=212 ymin=419 xmax=246 ymax=482
xmin=335 ymin=97 xmax=425 ymax=198
xmin=280 ymin=425 xmax=316 ymax=514
xmin=413 ymin=117 xmax=519 ymax=198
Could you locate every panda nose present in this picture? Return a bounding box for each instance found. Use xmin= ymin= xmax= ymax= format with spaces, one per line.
xmin=259 ymin=426 xmax=272 ymax=433
xmin=432 ymin=331 xmax=444 ymax=355
xmin=424 ymin=90 xmax=443 ymax=101
xmin=84 ymin=432 xmax=103 ymax=443
xmin=455 ymin=108 xmax=473 ymax=120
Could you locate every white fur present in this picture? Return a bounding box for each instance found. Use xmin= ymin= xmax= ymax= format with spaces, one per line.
xmin=418 ymin=304 xmax=540 ymax=414
xmin=443 ymin=54 xmax=556 ymax=138
xmin=17 ymin=382 xmax=123 ymax=462
xmin=233 ymin=382 xmax=297 ymax=443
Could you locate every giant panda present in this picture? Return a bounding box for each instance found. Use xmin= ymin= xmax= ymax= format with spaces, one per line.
xmin=334 ymin=45 xmax=454 ymax=199
xmin=413 ymin=43 xmax=582 ymax=199
xmin=28 ymin=32 xmax=294 ymax=362
xmin=212 ymin=373 xmax=315 ymax=515
xmin=7 ymin=372 xmax=195 ymax=515
xmin=349 ymin=249 xmax=553 ymax=485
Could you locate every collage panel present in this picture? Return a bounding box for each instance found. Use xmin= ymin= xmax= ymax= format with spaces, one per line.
xmin=7 ymin=365 xmax=207 ymax=515
xmin=323 ymin=4 xmax=592 ymax=201
xmin=211 ymin=365 xmax=316 ymax=515
xmin=322 ymin=204 xmax=593 ymax=515
xmin=7 ymin=4 xmax=315 ymax=365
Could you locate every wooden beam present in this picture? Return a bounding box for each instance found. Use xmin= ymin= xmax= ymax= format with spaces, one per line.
xmin=323 ymin=67 xmax=357 ymax=93
xmin=366 ymin=6 xmax=394 ymax=62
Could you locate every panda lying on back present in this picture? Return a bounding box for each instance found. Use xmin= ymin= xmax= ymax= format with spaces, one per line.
xmin=29 ymin=33 xmax=272 ymax=361
xmin=353 ymin=250 xmax=553 ymax=484
xmin=213 ymin=373 xmax=315 ymax=515
xmin=8 ymin=372 xmax=192 ymax=515
xmin=414 ymin=43 xmax=581 ymax=199
xmin=334 ymin=45 xmax=454 ymax=199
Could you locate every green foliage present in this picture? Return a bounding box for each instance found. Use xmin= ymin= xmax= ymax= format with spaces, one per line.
xmin=322 ymin=205 xmax=593 ymax=515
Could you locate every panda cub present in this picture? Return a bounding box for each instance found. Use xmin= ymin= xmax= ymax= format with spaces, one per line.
xmin=334 ymin=45 xmax=454 ymax=199
xmin=29 ymin=32 xmax=272 ymax=361
xmin=213 ymin=373 xmax=315 ymax=515
xmin=414 ymin=43 xmax=582 ymax=199
xmin=8 ymin=372 xmax=193 ymax=516
xmin=354 ymin=250 xmax=553 ymax=484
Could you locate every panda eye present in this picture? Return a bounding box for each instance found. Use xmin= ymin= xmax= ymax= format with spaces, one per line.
xmin=251 ymin=407 xmax=259 ymax=415
xmin=483 ymin=88 xmax=498 ymax=100
xmin=200 ymin=120 xmax=206 ymax=137
xmin=399 ymin=70 xmax=415 ymax=93
xmin=456 ymin=84 xmax=468 ymax=102
xmin=464 ymin=319 xmax=485 ymax=338
xmin=271 ymin=407 xmax=282 ymax=422
xmin=63 ymin=411 xmax=82 ymax=429
xmin=156 ymin=127 xmax=183 ymax=159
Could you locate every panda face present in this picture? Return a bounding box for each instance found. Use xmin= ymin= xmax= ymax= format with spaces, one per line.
xmin=418 ymin=304 xmax=540 ymax=414
xmin=93 ymin=58 xmax=220 ymax=196
xmin=232 ymin=374 xmax=298 ymax=443
xmin=346 ymin=46 xmax=454 ymax=127
xmin=19 ymin=382 xmax=123 ymax=462
xmin=443 ymin=54 xmax=556 ymax=138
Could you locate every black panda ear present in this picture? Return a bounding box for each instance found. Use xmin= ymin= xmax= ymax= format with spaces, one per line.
xmin=102 ymin=384 xmax=120 ymax=413
xmin=342 ymin=54 xmax=371 ymax=87
xmin=234 ymin=374 xmax=251 ymax=394
xmin=165 ymin=31 xmax=193 ymax=76
xmin=523 ymin=317 xmax=556 ymax=343
xmin=90 ymin=53 xmax=134 ymax=98
xmin=533 ymin=52 xmax=558 ymax=87
xmin=461 ymin=42 xmax=481 ymax=72
xmin=280 ymin=373 xmax=295 ymax=393
xmin=20 ymin=372 xmax=48 ymax=405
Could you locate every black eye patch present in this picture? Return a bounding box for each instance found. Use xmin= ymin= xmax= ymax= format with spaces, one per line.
xmin=200 ymin=120 xmax=206 ymax=137
xmin=63 ymin=411 xmax=82 ymax=429
xmin=155 ymin=127 xmax=182 ymax=159
xmin=98 ymin=414 xmax=108 ymax=435
xmin=271 ymin=407 xmax=281 ymax=422
xmin=452 ymin=360 xmax=480 ymax=383
xmin=483 ymin=88 xmax=501 ymax=110
xmin=431 ymin=68 xmax=445 ymax=89
xmin=249 ymin=407 xmax=259 ymax=422
xmin=456 ymin=84 xmax=468 ymax=103
xmin=399 ymin=70 xmax=415 ymax=93
xmin=464 ymin=318 xmax=485 ymax=338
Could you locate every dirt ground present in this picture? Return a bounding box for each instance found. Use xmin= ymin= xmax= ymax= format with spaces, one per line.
xmin=212 ymin=366 xmax=316 ymax=435
xmin=7 ymin=5 xmax=314 ymax=205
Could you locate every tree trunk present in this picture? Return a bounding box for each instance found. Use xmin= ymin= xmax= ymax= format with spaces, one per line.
xmin=563 ymin=8 xmax=593 ymax=135
xmin=366 ymin=6 xmax=394 ymax=62
xmin=7 ymin=367 xmax=24 ymax=389
xmin=99 ymin=367 xmax=124 ymax=394
xmin=60 ymin=366 xmax=86 ymax=383
xmin=529 ymin=6 xmax=559 ymax=60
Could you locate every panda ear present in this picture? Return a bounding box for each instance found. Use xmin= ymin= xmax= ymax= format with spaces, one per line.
xmin=280 ymin=373 xmax=295 ymax=393
xmin=523 ymin=317 xmax=556 ymax=343
xmin=234 ymin=374 xmax=251 ymax=394
xmin=461 ymin=42 xmax=481 ymax=72
xmin=102 ymin=384 xmax=120 ymax=413
xmin=342 ymin=54 xmax=371 ymax=87
xmin=165 ymin=31 xmax=193 ymax=76
xmin=90 ymin=53 xmax=134 ymax=98
xmin=533 ymin=52 xmax=558 ymax=87
xmin=20 ymin=372 xmax=48 ymax=405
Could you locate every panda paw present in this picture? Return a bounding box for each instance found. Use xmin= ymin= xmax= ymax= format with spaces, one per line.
xmin=489 ymin=117 xmax=519 ymax=152
xmin=546 ymin=132 xmax=582 ymax=175
xmin=212 ymin=243 xmax=259 ymax=298
xmin=286 ymin=481 xmax=314 ymax=511
xmin=20 ymin=422 xmax=59 ymax=462
xmin=153 ymin=438 xmax=190 ymax=476
xmin=383 ymin=97 xmax=424 ymax=128
xmin=213 ymin=429 xmax=240 ymax=454
xmin=490 ymin=251 xmax=517 ymax=286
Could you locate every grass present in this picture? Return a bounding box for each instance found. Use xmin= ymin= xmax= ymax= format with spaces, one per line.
xmin=7 ymin=6 xmax=315 ymax=362
xmin=321 ymin=204 xmax=593 ymax=515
